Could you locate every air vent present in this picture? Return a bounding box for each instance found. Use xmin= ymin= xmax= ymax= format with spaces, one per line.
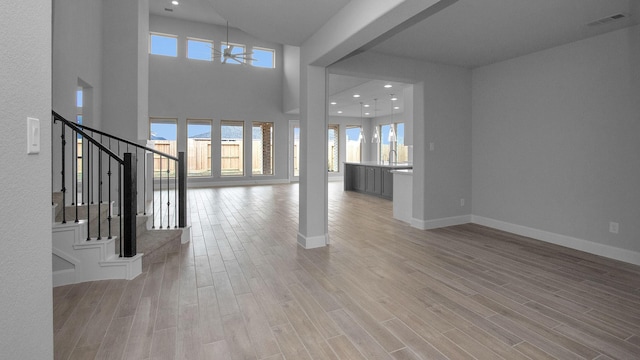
xmin=164 ymin=8 xmax=173 ymax=12
xmin=587 ymin=13 xmax=627 ymax=26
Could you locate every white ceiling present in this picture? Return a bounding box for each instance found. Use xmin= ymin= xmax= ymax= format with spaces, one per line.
xmin=150 ymin=0 xmax=639 ymax=117
xmin=328 ymin=75 xmax=410 ymax=119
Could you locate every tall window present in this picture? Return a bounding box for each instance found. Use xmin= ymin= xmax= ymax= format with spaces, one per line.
xmin=292 ymin=125 xmax=300 ymax=178
xmin=150 ymin=119 xmax=178 ymax=178
xmin=252 ymin=122 xmax=273 ymax=175
xmin=380 ymin=124 xmax=391 ymax=163
xmin=396 ymin=122 xmax=408 ymax=163
xmin=221 ymin=121 xmax=244 ymax=176
xmin=345 ymin=126 xmax=362 ymax=163
xmin=150 ymin=33 xmax=178 ymax=57
xmin=187 ymin=120 xmax=212 ymax=177
xmin=328 ymin=124 xmax=339 ymax=172
xmin=187 ymin=38 xmax=213 ymax=61
xmin=221 ymin=43 xmax=246 ymax=64
xmin=252 ymin=47 xmax=275 ymax=68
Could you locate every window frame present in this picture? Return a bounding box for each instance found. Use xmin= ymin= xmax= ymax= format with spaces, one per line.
xmin=149 ymin=32 xmax=178 ymax=57
xmin=328 ymin=124 xmax=340 ymax=172
xmin=220 ymin=42 xmax=247 ymax=64
xmin=251 ymin=46 xmax=275 ymax=68
xmin=220 ymin=120 xmax=245 ymax=176
xmin=252 ymin=122 xmax=274 ymax=176
xmin=187 ymin=119 xmax=213 ymax=178
xmin=149 ymin=118 xmax=178 ymax=178
xmin=345 ymin=125 xmax=362 ymax=163
xmin=186 ymin=37 xmax=213 ymax=61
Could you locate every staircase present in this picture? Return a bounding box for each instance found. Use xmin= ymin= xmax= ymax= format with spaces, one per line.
xmin=51 ymin=111 xmax=189 ymax=287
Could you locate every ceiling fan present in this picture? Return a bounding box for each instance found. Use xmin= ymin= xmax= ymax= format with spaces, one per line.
xmin=212 ymin=21 xmax=255 ymax=64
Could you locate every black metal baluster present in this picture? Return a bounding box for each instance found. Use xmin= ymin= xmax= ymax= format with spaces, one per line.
xmin=108 ymin=155 xmax=113 ymax=239
xmin=97 ymin=148 xmax=102 ymax=240
xmin=75 ymin=130 xmax=79 ymax=223
xmin=86 ymin=143 xmax=91 ymax=241
xmin=82 ymin=132 xmax=86 ymax=205
xmin=143 ymin=148 xmax=147 ymax=215
xmin=159 ymin=155 xmax=163 ymax=229
xmin=60 ymin=124 xmax=67 ymax=224
xmin=151 ymin=153 xmax=155 ymax=229
xmin=166 ymin=163 xmax=170 ymax=229
xmin=118 ymin=165 xmax=123 ymax=256
xmin=71 ymin=128 xmax=75 ymax=206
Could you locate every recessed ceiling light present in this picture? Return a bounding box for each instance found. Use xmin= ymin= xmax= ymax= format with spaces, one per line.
xmin=330 ymin=101 xmax=337 ymax=105
xmin=363 ymin=104 xmax=370 ymax=108
xmin=384 ymin=84 xmax=392 ymax=88
xmin=391 ymin=97 xmax=398 ymax=101
xmin=353 ymin=94 xmax=360 ymax=98
xmin=172 ymin=0 xmax=179 ymax=5
xmin=337 ymin=111 xmax=343 ymax=114
xmin=394 ymin=106 xmax=400 ymax=110
xmin=365 ymin=112 xmax=370 ymax=115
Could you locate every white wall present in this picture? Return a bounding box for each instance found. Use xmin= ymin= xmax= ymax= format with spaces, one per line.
xmin=472 ymin=25 xmax=640 ymax=260
xmin=0 ymin=0 xmax=53 ymax=358
xmin=148 ymin=15 xmax=289 ymax=184
xmin=102 ymin=0 xmax=149 ymax=141
xmin=52 ymin=0 xmax=103 ymax=125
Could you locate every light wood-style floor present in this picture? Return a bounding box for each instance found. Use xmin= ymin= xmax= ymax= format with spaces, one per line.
xmin=53 ymin=182 xmax=640 ymax=359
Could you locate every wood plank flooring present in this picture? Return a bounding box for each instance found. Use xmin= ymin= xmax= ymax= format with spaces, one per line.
xmin=54 ymin=182 xmax=640 ymax=359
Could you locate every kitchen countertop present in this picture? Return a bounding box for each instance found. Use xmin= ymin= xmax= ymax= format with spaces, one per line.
xmin=344 ymin=161 xmax=413 ymax=169
xmin=390 ymin=169 xmax=413 ymax=175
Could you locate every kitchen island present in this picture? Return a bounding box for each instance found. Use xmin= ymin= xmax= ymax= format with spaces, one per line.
xmin=344 ymin=161 xmax=413 ymax=199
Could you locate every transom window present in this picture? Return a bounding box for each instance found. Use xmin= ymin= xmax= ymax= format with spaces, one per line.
xmin=252 ymin=47 xmax=275 ymax=68
xmin=150 ymin=33 xmax=178 ymax=57
xmin=187 ymin=38 xmax=213 ymax=61
xmin=221 ymin=43 xmax=246 ymax=64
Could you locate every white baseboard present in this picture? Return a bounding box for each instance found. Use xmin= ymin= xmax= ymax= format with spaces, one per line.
xmin=411 ymin=215 xmax=471 ymax=230
xmin=471 ymin=215 xmax=640 ymax=266
xmin=53 ymin=268 xmax=76 ymax=287
xmin=297 ymin=232 xmax=329 ymax=249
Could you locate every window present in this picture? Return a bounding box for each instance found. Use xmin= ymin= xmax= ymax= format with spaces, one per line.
xmin=221 ymin=121 xmax=244 ymax=176
xmin=150 ymin=119 xmax=177 ymax=178
xmin=252 ymin=47 xmax=275 ymax=68
xmin=345 ymin=126 xmax=362 ymax=163
xmin=187 ymin=120 xmax=212 ymax=177
xmin=380 ymin=124 xmax=391 ymax=163
xmin=396 ymin=122 xmax=409 ymax=163
xmin=328 ymin=124 xmax=339 ymax=172
xmin=150 ymin=33 xmax=178 ymax=57
xmin=221 ymin=43 xmax=246 ymax=64
xmin=252 ymin=122 xmax=273 ymax=175
xmin=292 ymin=124 xmax=300 ymax=178
xmin=187 ymin=38 xmax=212 ymax=61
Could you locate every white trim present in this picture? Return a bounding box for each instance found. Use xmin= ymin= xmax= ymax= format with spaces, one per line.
xmin=187 ymin=178 xmax=291 ymax=188
xmin=297 ymin=232 xmax=329 ymax=249
xmin=471 ymin=215 xmax=640 ymax=267
xmin=53 ymin=269 xmax=76 ymax=287
xmin=411 ymin=215 xmax=471 ymax=230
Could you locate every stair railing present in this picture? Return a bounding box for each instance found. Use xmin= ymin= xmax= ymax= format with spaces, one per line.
xmin=52 ymin=111 xmax=186 ymax=234
xmin=52 ymin=111 xmax=138 ymax=257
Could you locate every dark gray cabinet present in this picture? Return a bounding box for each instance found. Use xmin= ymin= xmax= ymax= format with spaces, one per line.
xmin=344 ymin=163 xmax=410 ymax=200
xmin=365 ymin=166 xmax=381 ymax=194
xmin=381 ymin=168 xmax=393 ymax=199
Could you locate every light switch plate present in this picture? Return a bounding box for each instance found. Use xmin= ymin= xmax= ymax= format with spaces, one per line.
xmin=27 ymin=117 xmax=40 ymax=154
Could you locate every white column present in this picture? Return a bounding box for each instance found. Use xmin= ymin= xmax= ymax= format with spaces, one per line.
xmin=297 ymin=65 xmax=329 ymax=248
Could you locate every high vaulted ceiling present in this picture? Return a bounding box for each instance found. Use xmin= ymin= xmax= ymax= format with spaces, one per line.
xmin=150 ymin=0 xmax=639 ymax=117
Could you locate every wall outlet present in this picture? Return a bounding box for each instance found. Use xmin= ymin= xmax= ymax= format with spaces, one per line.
xmin=460 ymin=198 xmax=465 ymax=207
xmin=609 ymin=221 xmax=619 ymax=234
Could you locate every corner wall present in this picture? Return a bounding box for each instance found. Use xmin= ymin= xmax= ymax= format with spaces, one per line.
xmin=472 ymin=25 xmax=640 ymax=262
xmin=0 ymin=0 xmax=53 ymax=357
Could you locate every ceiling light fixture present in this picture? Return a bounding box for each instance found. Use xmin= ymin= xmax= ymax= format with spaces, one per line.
xmin=390 ymin=95 xmax=398 ymax=101
xmin=330 ymin=101 xmax=337 ymax=105
xmin=353 ymin=94 xmax=361 ymax=98
xmin=337 ymin=111 xmax=343 ymax=114
xmin=363 ymin=104 xmax=370 ymax=108
xmin=394 ymin=106 xmax=400 ymax=110
xmin=171 ymin=0 xmax=179 ymax=5
xmin=384 ymin=84 xmax=392 ymax=88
